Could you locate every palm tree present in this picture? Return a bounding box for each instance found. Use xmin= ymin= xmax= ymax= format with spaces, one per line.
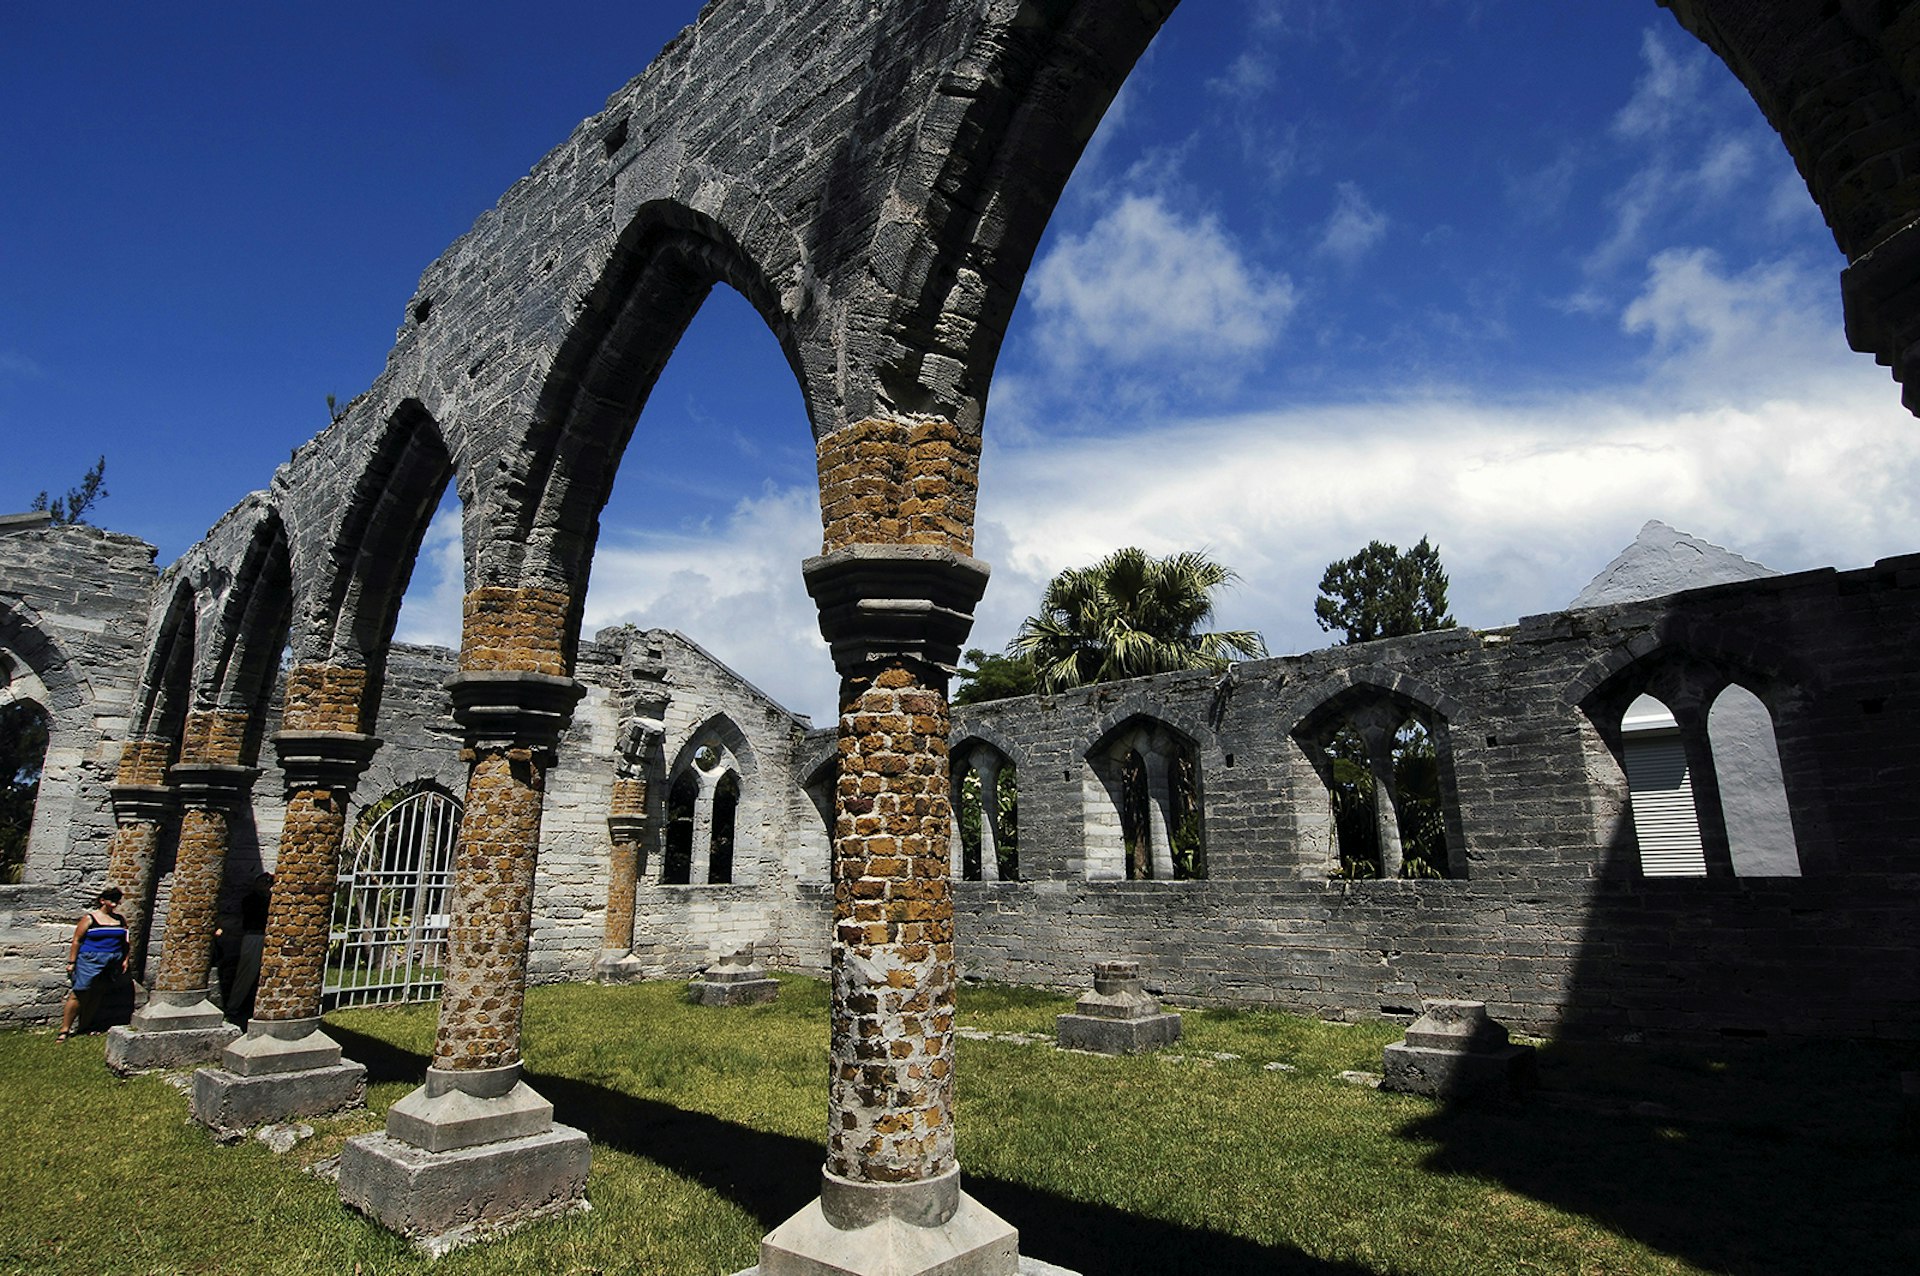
xmin=1010 ymin=547 xmax=1267 ymax=693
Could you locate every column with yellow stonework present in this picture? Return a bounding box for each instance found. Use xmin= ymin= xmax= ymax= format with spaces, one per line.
xmin=759 ymin=418 xmax=1017 ymax=1276
xmin=191 ymin=665 xmax=379 ymax=1137
xmin=338 ymin=586 xmax=591 ymax=1246
xmin=106 ymin=710 xmax=256 ymax=1074
xmin=104 ymin=737 xmax=177 ymax=982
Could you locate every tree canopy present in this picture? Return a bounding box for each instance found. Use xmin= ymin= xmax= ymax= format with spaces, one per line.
xmin=1010 ymin=547 xmax=1267 ymax=694
xmin=1314 ymin=536 xmax=1455 ymax=644
xmin=952 ymin=648 xmax=1037 ymax=705
xmin=31 ymin=456 xmax=107 ymax=526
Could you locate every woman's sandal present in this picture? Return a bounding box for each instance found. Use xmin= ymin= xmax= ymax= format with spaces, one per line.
xmin=55 ymin=1031 xmax=70 ymax=1043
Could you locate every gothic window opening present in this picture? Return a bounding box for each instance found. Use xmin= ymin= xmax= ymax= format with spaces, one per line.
xmin=324 ymin=784 xmax=461 ymax=1009
xmin=953 ymin=745 xmax=1018 ymax=881
xmin=1707 ymin=684 xmax=1801 ymax=876
xmin=1307 ymin=699 xmax=1456 ymax=879
xmin=1620 ymin=693 xmax=1707 ymax=877
xmin=709 ymin=771 xmax=740 ymax=885
xmin=0 ymin=690 xmax=49 ymax=885
xmin=1086 ymin=719 xmax=1204 ymax=881
xmin=663 ymin=771 xmax=699 ymax=885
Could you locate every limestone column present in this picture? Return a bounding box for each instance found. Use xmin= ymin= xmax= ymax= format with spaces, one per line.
xmin=949 ymin=801 xmax=966 ymax=880
xmin=107 ymin=710 xmax=255 ymax=1073
xmin=104 ymin=737 xmax=177 ymax=981
xmin=1142 ymin=747 xmax=1178 ymax=881
xmin=594 ymin=772 xmax=650 ymax=983
xmin=689 ymin=771 xmax=717 ymax=886
xmin=974 ymin=750 xmax=1001 ymax=883
xmin=1360 ymin=727 xmax=1405 ymax=880
xmin=191 ymin=664 xmax=380 ymax=1135
xmin=760 ymin=415 xmax=1016 ymax=1276
xmin=339 ymin=585 xmax=590 ymax=1245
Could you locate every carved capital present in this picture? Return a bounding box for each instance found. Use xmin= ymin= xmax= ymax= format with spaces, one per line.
xmin=606 ymin=813 xmax=648 ymax=842
xmin=272 ymin=730 xmax=382 ymax=796
xmin=802 ymin=544 xmax=990 ymax=681
xmin=445 ymin=671 xmax=585 ymax=756
xmin=167 ymin=762 xmax=260 ymax=811
xmin=109 ymin=783 xmax=175 ymax=826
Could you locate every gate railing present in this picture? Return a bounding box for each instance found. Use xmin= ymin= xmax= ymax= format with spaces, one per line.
xmin=323 ymin=786 xmax=460 ymax=1010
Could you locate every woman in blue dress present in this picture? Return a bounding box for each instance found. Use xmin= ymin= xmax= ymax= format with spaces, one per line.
xmin=58 ymin=886 xmax=128 ymax=1042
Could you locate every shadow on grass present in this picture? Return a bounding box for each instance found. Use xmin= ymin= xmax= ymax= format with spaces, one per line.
xmin=1400 ymin=1039 xmax=1920 ymax=1276
xmin=327 ymin=1024 xmax=1377 ymax=1276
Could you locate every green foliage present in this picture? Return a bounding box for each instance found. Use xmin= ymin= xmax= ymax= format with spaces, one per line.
xmin=29 ymin=456 xmax=107 ymax=526
xmin=0 ymin=699 xmax=49 ymax=883
xmin=956 ymin=766 xmax=1020 ymax=879
xmin=1314 ymin=535 xmax=1455 ymax=644
xmin=952 ymin=648 xmax=1037 ymax=704
xmin=1011 ymin=547 xmax=1266 ymax=694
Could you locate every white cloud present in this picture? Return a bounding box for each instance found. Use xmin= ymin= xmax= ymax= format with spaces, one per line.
xmin=1315 ymin=182 xmax=1389 ymax=265
xmin=580 ymin=484 xmax=834 ymax=722
xmin=392 ymin=486 xmax=840 ymax=723
xmin=1611 ymin=30 xmax=1705 ymax=141
xmin=1621 ymin=247 xmax=1836 ymax=399
xmin=1028 ymin=193 xmax=1295 ymax=380
xmin=1208 ymin=51 xmax=1276 ymax=101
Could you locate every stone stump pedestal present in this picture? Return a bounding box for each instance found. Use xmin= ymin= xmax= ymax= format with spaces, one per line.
xmin=105 ymin=989 xmax=241 ymax=1074
xmin=339 ymin=1064 xmax=590 ymax=1252
xmin=689 ymin=947 xmax=779 ymax=1006
xmin=190 ymin=1017 xmax=367 ymax=1139
xmin=1056 ymin=962 xmax=1182 ymax=1055
xmin=1381 ymin=1000 xmax=1536 ymax=1099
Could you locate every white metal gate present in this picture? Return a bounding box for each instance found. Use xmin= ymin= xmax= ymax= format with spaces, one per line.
xmin=324 ymin=787 xmax=461 ymax=1009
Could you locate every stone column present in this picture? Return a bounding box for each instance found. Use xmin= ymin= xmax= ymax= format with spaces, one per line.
xmin=338 ymin=602 xmax=590 ymax=1246
xmin=104 ymin=737 xmax=177 ymax=981
xmin=1142 ymin=748 xmax=1178 ymax=881
xmin=1364 ymin=734 xmax=1404 ymax=881
xmin=949 ymin=802 xmax=966 ymax=880
xmin=760 ymin=528 xmax=1016 ymax=1274
xmin=689 ymin=771 xmax=716 ymax=886
xmin=973 ymin=750 xmax=1001 ymax=883
xmin=191 ymin=675 xmax=380 ymax=1136
xmin=107 ymin=711 xmax=255 ymax=1073
xmin=594 ymin=773 xmax=650 ymax=983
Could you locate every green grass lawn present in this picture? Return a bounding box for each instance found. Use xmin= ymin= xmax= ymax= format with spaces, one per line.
xmin=0 ymin=978 xmax=1911 ymax=1275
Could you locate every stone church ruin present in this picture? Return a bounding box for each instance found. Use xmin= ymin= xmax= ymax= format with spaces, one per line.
xmin=4 ymin=1 xmax=1920 ymax=1270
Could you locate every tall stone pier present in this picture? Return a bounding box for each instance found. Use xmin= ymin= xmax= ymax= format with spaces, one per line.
xmin=192 ymin=675 xmax=379 ymax=1136
xmin=755 ymin=418 xmax=1019 ymax=1276
xmin=338 ymin=619 xmax=590 ymax=1249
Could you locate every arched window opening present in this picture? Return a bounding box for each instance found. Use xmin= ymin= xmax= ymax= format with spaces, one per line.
xmin=1621 ymin=694 xmax=1707 ymax=877
xmin=1707 ymin=685 xmax=1801 ymax=876
xmin=1323 ymin=725 xmax=1380 ymax=878
xmin=325 ymin=784 xmax=461 ymax=1009
xmin=663 ymin=771 xmax=698 ymax=885
xmin=0 ymin=695 xmax=50 ymax=885
xmin=1391 ymin=715 xmax=1449 ymax=879
xmin=953 ymin=748 xmax=1019 ymax=881
xmin=709 ymin=771 xmax=740 ymax=885
xmin=1086 ymin=719 xmax=1204 ymax=881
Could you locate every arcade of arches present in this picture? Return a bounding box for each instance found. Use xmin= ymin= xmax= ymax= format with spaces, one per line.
xmin=2 ymin=0 xmax=1919 ymax=1265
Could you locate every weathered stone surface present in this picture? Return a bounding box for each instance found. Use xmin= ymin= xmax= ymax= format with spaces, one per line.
xmin=1380 ymin=1000 xmax=1536 ymax=1099
xmin=1055 ymin=961 xmax=1181 ymax=1054
xmin=337 ymin=1125 xmax=590 ymax=1254
xmin=190 ymin=1059 xmax=367 ymax=1139
xmin=105 ymin=1019 xmax=241 ymax=1074
xmin=759 ymin=1167 xmax=1018 ymax=1276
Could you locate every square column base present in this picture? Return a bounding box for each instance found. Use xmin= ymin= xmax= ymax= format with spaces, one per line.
xmin=105 ymin=999 xmax=242 ymax=1073
xmin=758 ymin=1167 xmax=1018 ymax=1276
xmin=1380 ymin=1042 xmax=1537 ymax=1099
xmin=1055 ymin=1012 xmax=1181 ymax=1055
xmin=338 ymin=1124 xmax=591 ymax=1255
xmin=191 ymin=1060 xmax=367 ymax=1140
xmin=690 ymin=976 xmax=780 ymax=1006
xmin=741 ymin=1261 xmax=1078 ymax=1276
xmin=592 ymin=950 xmax=646 ymax=984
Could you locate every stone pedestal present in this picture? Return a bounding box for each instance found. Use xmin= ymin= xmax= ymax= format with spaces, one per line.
xmin=758 ymin=1167 xmax=1018 ymax=1276
xmin=592 ymin=948 xmax=647 ymax=983
xmin=689 ymin=947 xmax=779 ymax=1006
xmin=1055 ymin=962 xmax=1181 ymax=1055
xmin=104 ymin=988 xmax=241 ymax=1073
xmin=190 ymin=1017 xmax=367 ymax=1139
xmin=338 ymin=1063 xmax=589 ymax=1250
xmin=1380 ymin=1000 xmax=1536 ymax=1099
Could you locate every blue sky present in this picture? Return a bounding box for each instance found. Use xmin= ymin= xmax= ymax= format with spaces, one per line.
xmin=6 ymin=3 xmax=1919 ymax=723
